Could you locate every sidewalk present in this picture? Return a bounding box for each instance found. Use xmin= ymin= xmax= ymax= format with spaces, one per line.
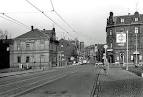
xmin=99 ymin=68 xmax=141 ymax=82
xmin=107 ymin=68 xmax=140 ymax=80
xmin=0 ymin=68 xmax=43 ymax=78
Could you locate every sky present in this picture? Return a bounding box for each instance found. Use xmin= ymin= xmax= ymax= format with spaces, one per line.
xmin=0 ymin=0 xmax=142 ymax=45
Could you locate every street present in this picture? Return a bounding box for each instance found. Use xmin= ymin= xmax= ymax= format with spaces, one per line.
xmin=0 ymin=64 xmax=143 ymax=97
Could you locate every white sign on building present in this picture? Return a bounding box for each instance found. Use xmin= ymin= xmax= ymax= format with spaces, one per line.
xmin=116 ymin=32 xmax=126 ymax=43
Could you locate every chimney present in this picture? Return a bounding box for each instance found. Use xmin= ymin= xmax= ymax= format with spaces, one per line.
xmin=6 ymin=35 xmax=7 ymax=40
xmin=31 ymin=26 xmax=34 ymax=31
xmin=128 ymin=13 xmax=130 ymax=15
xmin=52 ymin=28 xmax=55 ymax=32
xmin=110 ymin=12 xmax=113 ymax=16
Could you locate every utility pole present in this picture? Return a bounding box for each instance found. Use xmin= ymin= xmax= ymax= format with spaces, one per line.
xmin=135 ymin=27 xmax=138 ymax=67
xmin=126 ymin=30 xmax=129 ymax=70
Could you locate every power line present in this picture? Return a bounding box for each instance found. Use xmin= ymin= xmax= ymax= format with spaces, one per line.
xmin=0 ymin=12 xmax=39 ymax=14
xmin=50 ymin=0 xmax=76 ymax=32
xmin=0 ymin=15 xmax=29 ymax=36
xmin=50 ymin=0 xmax=55 ymax=11
xmin=25 ymin=0 xmax=69 ymax=33
xmin=0 ymin=13 xmax=30 ymax=29
xmin=0 ymin=15 xmax=21 ymax=26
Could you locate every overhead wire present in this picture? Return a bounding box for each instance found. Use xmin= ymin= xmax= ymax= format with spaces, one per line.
xmin=0 ymin=13 xmax=30 ymax=30
xmin=50 ymin=0 xmax=77 ymax=40
xmin=0 ymin=12 xmax=39 ymax=14
xmin=25 ymin=0 xmax=69 ymax=33
xmin=0 ymin=15 xmax=22 ymax=26
xmin=0 ymin=12 xmax=49 ymax=30
xmin=0 ymin=15 xmax=29 ymax=36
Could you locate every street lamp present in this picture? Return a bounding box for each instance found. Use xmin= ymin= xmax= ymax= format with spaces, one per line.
xmin=126 ymin=30 xmax=129 ymax=70
xmin=104 ymin=45 xmax=109 ymax=69
xmin=104 ymin=45 xmax=108 ymax=60
xmin=135 ymin=27 xmax=138 ymax=67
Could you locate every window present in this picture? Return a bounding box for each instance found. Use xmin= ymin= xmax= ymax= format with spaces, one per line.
xmin=61 ymin=45 xmax=63 ymax=47
xmin=40 ymin=40 xmax=44 ymax=44
xmin=139 ymin=55 xmax=142 ymax=61
xmin=120 ymin=53 xmax=124 ymax=58
xmin=17 ymin=42 xmax=21 ymax=50
xmin=131 ymin=55 xmax=133 ymax=60
xmin=109 ymin=30 xmax=112 ymax=35
xmin=135 ymin=18 xmax=138 ymax=22
xmin=26 ymin=43 xmax=30 ymax=49
xmin=121 ymin=18 xmax=124 ymax=23
xmin=17 ymin=56 xmax=21 ymax=63
xmin=135 ymin=27 xmax=138 ymax=34
xmin=26 ymin=56 xmax=30 ymax=63
xmin=17 ymin=45 xmax=20 ymax=50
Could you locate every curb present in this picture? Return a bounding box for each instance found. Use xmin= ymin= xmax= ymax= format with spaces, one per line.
xmin=0 ymin=69 xmax=43 ymax=78
xmin=0 ymin=65 xmax=77 ymax=78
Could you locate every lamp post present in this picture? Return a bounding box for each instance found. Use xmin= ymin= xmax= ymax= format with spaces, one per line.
xmin=135 ymin=27 xmax=138 ymax=66
xmin=126 ymin=30 xmax=129 ymax=70
xmin=40 ymin=55 xmax=41 ymax=69
xmin=104 ymin=45 xmax=109 ymax=69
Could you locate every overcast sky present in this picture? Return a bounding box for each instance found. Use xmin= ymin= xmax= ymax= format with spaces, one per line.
xmin=0 ymin=0 xmax=142 ymax=45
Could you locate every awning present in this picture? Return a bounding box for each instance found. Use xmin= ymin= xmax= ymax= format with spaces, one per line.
xmin=133 ymin=51 xmax=140 ymax=54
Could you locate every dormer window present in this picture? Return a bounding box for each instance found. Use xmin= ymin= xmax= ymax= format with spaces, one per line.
xmin=121 ymin=18 xmax=124 ymax=23
xmin=135 ymin=17 xmax=138 ymax=22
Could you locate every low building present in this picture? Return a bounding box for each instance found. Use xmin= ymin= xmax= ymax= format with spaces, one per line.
xmin=10 ymin=26 xmax=58 ymax=68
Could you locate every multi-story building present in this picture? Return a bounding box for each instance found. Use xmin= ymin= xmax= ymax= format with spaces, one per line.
xmin=10 ymin=26 xmax=58 ymax=68
xmin=106 ymin=11 xmax=143 ymax=65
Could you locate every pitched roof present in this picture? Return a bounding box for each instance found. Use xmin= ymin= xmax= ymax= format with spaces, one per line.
xmin=15 ymin=29 xmax=49 ymax=39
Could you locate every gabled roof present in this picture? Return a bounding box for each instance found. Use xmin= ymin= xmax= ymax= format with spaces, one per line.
xmin=15 ymin=29 xmax=49 ymax=40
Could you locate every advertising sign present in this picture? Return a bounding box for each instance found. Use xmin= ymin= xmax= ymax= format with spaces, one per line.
xmin=116 ymin=32 xmax=126 ymax=43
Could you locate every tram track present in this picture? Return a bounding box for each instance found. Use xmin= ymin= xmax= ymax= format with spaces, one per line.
xmin=0 ymin=67 xmax=78 ymax=97
xmin=90 ymin=67 xmax=102 ymax=97
xmin=0 ymin=68 xmax=65 ymax=85
xmin=0 ymin=72 xmax=67 ymax=97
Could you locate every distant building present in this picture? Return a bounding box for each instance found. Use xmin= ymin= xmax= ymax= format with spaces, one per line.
xmin=57 ymin=39 xmax=78 ymax=66
xmin=10 ymin=26 xmax=58 ymax=68
xmin=106 ymin=11 xmax=143 ymax=64
xmin=84 ymin=44 xmax=96 ymax=64
xmin=70 ymin=39 xmax=84 ymax=62
xmin=84 ymin=44 xmax=104 ymax=64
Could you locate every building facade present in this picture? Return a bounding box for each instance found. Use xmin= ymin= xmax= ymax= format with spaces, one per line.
xmin=106 ymin=11 xmax=143 ymax=65
xmin=10 ymin=26 xmax=58 ymax=68
xmin=84 ymin=44 xmax=104 ymax=63
xmin=57 ymin=39 xmax=78 ymax=66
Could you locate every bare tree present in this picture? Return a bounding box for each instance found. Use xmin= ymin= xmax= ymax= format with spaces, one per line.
xmin=0 ymin=29 xmax=10 ymax=39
